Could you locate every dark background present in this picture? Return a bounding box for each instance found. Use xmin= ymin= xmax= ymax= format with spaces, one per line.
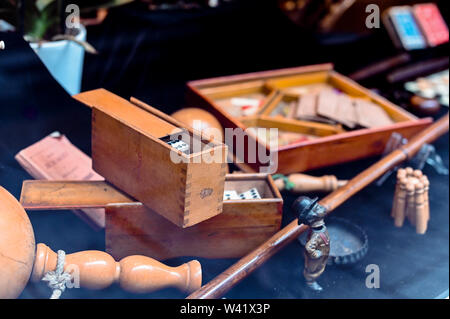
xmin=0 ymin=0 xmax=448 ymax=299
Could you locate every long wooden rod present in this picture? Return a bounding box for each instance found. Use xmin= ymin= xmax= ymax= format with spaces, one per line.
xmin=187 ymin=113 xmax=449 ymax=299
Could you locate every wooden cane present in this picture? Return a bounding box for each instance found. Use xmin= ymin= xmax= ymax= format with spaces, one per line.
xmin=187 ymin=113 xmax=449 ymax=299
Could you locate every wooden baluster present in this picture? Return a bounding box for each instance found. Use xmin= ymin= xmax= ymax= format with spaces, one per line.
xmin=31 ymin=243 xmax=202 ymax=293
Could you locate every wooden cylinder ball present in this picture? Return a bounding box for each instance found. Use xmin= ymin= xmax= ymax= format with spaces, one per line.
xmin=171 ymin=108 xmax=224 ymax=142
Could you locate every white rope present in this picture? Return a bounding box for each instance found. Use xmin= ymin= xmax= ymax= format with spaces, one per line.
xmin=41 ymin=250 xmax=72 ymax=299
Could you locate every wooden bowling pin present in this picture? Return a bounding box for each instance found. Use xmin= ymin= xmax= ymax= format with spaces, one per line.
xmin=405 ymin=180 xmax=417 ymax=225
xmin=421 ymin=176 xmax=430 ymax=222
xmin=273 ymin=173 xmax=347 ymax=193
xmin=392 ymin=169 xmax=407 ymax=218
xmin=414 ymin=182 xmax=428 ymax=234
xmin=394 ymin=177 xmax=408 ymax=227
xmin=0 ymin=186 xmax=202 ymax=299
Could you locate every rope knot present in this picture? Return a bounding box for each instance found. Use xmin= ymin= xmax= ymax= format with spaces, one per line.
xmin=41 ymin=250 xmax=72 ymax=299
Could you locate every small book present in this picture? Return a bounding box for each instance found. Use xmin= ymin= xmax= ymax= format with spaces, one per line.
xmin=15 ymin=132 xmax=105 ymax=229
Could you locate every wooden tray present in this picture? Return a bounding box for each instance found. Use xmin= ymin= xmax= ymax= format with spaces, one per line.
xmin=186 ymin=63 xmax=433 ymax=174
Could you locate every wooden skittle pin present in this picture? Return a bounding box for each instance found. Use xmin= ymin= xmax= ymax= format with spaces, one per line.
xmin=392 ymin=169 xmax=407 ymax=218
xmin=414 ymin=182 xmax=427 ymax=234
xmin=394 ymin=177 xmax=408 ymax=227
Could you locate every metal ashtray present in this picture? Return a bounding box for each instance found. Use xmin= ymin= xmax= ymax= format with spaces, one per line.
xmin=298 ymin=217 xmax=369 ymax=266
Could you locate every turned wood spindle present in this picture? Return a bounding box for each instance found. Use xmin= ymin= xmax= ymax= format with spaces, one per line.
xmin=405 ymin=179 xmax=418 ymax=225
xmin=392 ymin=169 xmax=406 ymax=218
xmin=394 ymin=177 xmax=408 ymax=227
xmin=0 ymin=186 xmax=202 ymax=299
xmin=31 ymin=243 xmax=201 ymax=293
xmin=421 ymin=176 xmax=430 ymax=222
xmin=274 ymin=173 xmax=347 ymax=193
xmin=414 ymin=182 xmax=427 ymax=234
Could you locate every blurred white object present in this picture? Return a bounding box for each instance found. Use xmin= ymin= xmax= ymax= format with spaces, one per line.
xmin=209 ymin=0 xmax=219 ymax=7
xmin=0 ymin=41 xmax=4 ymax=50
xmin=29 ymin=25 xmax=86 ymax=95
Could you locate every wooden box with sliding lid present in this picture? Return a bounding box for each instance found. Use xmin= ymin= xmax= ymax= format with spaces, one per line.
xmin=74 ymin=89 xmax=228 ymax=228
xmin=186 ymin=63 xmax=432 ymax=174
xmin=105 ymin=173 xmax=283 ymax=260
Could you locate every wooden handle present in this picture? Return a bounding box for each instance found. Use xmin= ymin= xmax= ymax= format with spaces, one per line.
xmin=187 ymin=113 xmax=449 ymax=299
xmin=32 ymin=243 xmax=202 ymax=294
xmin=274 ymin=173 xmax=347 ymax=193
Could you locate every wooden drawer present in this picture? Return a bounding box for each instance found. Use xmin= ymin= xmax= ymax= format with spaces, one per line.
xmin=105 ymin=173 xmax=283 ymax=260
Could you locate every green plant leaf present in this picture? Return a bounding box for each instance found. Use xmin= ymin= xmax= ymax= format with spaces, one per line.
xmin=36 ymin=0 xmax=56 ymax=12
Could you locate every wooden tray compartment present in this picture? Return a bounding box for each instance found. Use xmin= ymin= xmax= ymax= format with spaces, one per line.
xmin=204 ymin=80 xmax=278 ymax=118
xmin=74 ymin=89 xmax=228 ymax=228
xmin=186 ymin=64 xmax=432 ymax=174
xmin=105 ymin=173 xmax=283 ymax=260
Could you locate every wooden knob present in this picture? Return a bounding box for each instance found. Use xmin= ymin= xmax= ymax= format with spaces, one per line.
xmin=410 ymin=95 xmax=440 ymax=116
xmin=274 ymin=173 xmax=347 ymax=193
xmin=0 ymin=187 xmax=35 ymax=298
xmin=31 ymin=243 xmax=202 ymax=293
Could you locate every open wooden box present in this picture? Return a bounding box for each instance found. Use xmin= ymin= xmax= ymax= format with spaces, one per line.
xmin=186 ymin=63 xmax=433 ymax=174
xmin=74 ymin=89 xmax=228 ymax=228
xmin=105 ymin=173 xmax=283 ymax=260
